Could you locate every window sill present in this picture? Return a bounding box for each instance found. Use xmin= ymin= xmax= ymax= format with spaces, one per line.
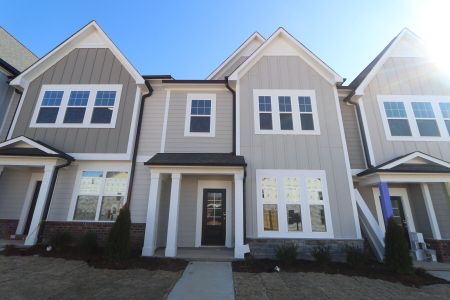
xmin=258 ymin=232 xmax=334 ymax=239
xmin=385 ymin=136 xmax=450 ymax=142
xmin=255 ymin=130 xmax=320 ymax=135
xmin=30 ymin=123 xmax=117 ymax=129
xmin=184 ymin=132 xmax=216 ymax=137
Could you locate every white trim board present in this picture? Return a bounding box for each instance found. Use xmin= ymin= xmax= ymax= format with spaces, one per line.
xmin=0 ymin=136 xmax=58 ymax=155
xmin=16 ymin=173 xmax=43 ymax=235
xmin=380 ymin=152 xmax=450 ymax=170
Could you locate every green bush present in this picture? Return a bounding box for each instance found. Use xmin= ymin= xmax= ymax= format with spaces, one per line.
xmin=50 ymin=232 xmax=73 ymax=251
xmin=275 ymin=242 xmax=298 ymax=264
xmin=345 ymin=245 xmax=367 ymax=269
xmin=311 ymin=244 xmax=331 ymax=264
xmin=384 ymin=217 xmax=413 ymax=274
xmin=78 ymin=232 xmax=99 ymax=256
xmin=106 ymin=207 xmax=131 ymax=261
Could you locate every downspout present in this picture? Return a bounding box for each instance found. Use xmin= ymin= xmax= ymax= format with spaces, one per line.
xmin=37 ymin=159 xmax=73 ymax=243
xmin=4 ymin=88 xmax=23 ymax=141
xmin=343 ymin=91 xmax=374 ymax=168
xmin=224 ymin=76 xmax=236 ymax=154
xmin=125 ymin=80 xmax=153 ymax=208
xmin=243 ymin=167 xmax=247 ymax=244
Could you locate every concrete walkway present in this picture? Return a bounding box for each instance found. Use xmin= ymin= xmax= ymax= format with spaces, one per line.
xmin=168 ymin=261 xmax=235 ymax=300
xmin=414 ymin=261 xmax=450 ymax=282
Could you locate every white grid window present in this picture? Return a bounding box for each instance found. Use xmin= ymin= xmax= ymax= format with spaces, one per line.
xmin=439 ymin=102 xmax=450 ymax=135
xmin=184 ymin=93 xmax=216 ymax=137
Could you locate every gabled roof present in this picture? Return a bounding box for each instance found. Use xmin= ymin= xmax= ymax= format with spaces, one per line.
xmin=357 ymin=151 xmax=450 ymax=176
xmin=0 ymin=136 xmax=74 ymax=161
xmin=145 ymin=153 xmax=246 ymax=167
xmin=207 ymin=32 xmax=265 ymax=80
xmin=348 ymin=28 xmax=425 ymax=95
xmin=228 ymin=28 xmax=343 ymax=84
xmin=10 ymin=21 xmax=145 ymax=89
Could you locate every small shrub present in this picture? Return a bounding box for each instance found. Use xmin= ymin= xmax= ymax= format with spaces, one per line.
xmin=78 ymin=232 xmax=99 ymax=256
xmin=50 ymin=232 xmax=73 ymax=251
xmin=345 ymin=245 xmax=367 ymax=269
xmin=312 ymin=244 xmax=331 ymax=264
xmin=415 ymin=267 xmax=427 ymax=277
xmin=384 ymin=217 xmax=413 ymax=274
xmin=106 ymin=207 xmax=131 ymax=261
xmin=275 ymin=242 xmax=298 ymax=264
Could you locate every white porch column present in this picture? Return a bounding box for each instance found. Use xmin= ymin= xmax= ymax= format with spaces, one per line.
xmin=234 ymin=172 xmax=246 ymax=258
xmin=142 ymin=171 xmax=162 ymax=256
xmin=421 ymin=183 xmax=442 ymax=240
xmin=24 ymin=165 xmax=56 ymax=246
xmin=165 ymin=173 xmax=182 ymax=257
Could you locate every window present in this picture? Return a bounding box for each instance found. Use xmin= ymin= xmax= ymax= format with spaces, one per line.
xmin=254 ymin=89 xmax=319 ymax=134
xmin=439 ymin=102 xmax=450 ymax=135
xmin=36 ymin=91 xmax=63 ymax=123
xmin=184 ymin=93 xmax=216 ymax=137
xmin=378 ymin=96 xmax=450 ymax=141
xmin=31 ymin=84 xmax=122 ymax=128
xmin=257 ymin=170 xmax=333 ymax=238
xmin=72 ymin=170 xmax=129 ymax=222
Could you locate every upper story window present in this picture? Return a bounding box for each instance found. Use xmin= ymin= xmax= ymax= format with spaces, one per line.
xmin=378 ymin=95 xmax=450 ymax=141
xmin=31 ymin=84 xmax=122 ymax=128
xmin=254 ymin=89 xmax=320 ymax=135
xmin=184 ymin=93 xmax=216 ymax=137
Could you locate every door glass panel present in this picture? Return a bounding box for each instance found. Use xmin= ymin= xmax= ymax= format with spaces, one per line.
xmin=206 ymin=192 xmax=223 ymax=226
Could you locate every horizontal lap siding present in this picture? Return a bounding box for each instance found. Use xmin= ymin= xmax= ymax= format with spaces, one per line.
xmin=339 ymin=101 xmax=366 ymax=169
xmin=428 ymin=183 xmax=450 ymax=239
xmin=239 ymin=56 xmax=357 ymax=239
xmin=0 ymin=168 xmax=31 ymax=219
xmin=363 ymin=57 xmax=450 ymax=164
xmin=47 ymin=164 xmax=79 ymax=221
xmin=12 ymin=48 xmax=137 ymax=154
xmin=130 ymin=163 xmax=151 ymax=223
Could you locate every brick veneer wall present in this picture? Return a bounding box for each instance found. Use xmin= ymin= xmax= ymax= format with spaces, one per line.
xmin=248 ymin=238 xmax=364 ymax=262
xmin=41 ymin=221 xmax=146 ymax=250
xmin=426 ymin=239 xmax=450 ymax=263
xmin=0 ymin=219 xmax=18 ymax=239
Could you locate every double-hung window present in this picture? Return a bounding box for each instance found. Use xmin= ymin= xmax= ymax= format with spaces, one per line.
xmin=31 ymin=84 xmax=122 ymax=128
xmin=379 ymin=95 xmax=450 ymax=141
xmin=72 ymin=170 xmax=129 ymax=222
xmin=254 ymin=89 xmax=319 ymax=134
xmin=257 ymin=170 xmax=333 ymax=238
xmin=184 ymin=93 xmax=216 ymax=137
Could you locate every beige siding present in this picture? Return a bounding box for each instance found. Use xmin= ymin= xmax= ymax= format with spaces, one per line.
xmin=164 ymin=90 xmax=233 ymax=153
xmin=129 ymin=164 xmax=151 ymax=223
xmin=212 ymin=56 xmax=249 ymax=80
xmin=46 ymin=164 xmax=79 ymax=221
xmin=0 ymin=168 xmax=32 ymax=219
xmin=239 ymin=56 xmax=357 ymax=239
xmin=428 ymin=183 xmax=450 ymax=239
xmin=407 ymin=184 xmax=432 ymax=238
xmin=362 ymin=57 xmax=450 ymax=164
xmin=11 ymin=48 xmax=138 ymax=154
xmin=339 ymin=101 xmax=366 ymax=169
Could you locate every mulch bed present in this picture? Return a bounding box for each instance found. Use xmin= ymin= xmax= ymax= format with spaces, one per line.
xmin=232 ymin=258 xmax=449 ymax=287
xmin=1 ymin=245 xmax=188 ymax=272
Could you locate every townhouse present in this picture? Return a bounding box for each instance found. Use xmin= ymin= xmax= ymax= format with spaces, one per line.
xmin=0 ymin=21 xmax=449 ymax=262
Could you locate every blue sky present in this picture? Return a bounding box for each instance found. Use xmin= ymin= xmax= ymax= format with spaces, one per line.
xmin=2 ymin=0 xmax=448 ymax=82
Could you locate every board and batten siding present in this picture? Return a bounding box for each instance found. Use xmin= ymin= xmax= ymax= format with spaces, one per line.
xmin=362 ymin=57 xmax=450 ymax=164
xmin=239 ymin=56 xmax=357 ymax=239
xmin=164 ymin=90 xmax=233 ymax=153
xmin=0 ymin=168 xmax=31 ymax=219
xmin=0 ymin=76 xmax=18 ymax=141
xmin=339 ymin=100 xmax=366 ymax=169
xmin=11 ymin=48 xmax=138 ymax=154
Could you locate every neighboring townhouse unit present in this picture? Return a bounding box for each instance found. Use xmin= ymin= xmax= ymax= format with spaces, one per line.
xmin=340 ymin=28 xmax=450 ymax=262
xmin=0 ymin=27 xmax=37 ymax=141
xmin=0 ymin=21 xmax=148 ymax=248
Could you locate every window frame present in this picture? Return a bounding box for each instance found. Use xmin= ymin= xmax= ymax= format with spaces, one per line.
xmin=68 ymin=165 xmax=130 ymax=222
xmin=30 ymin=84 xmax=122 ymax=128
xmin=184 ymin=93 xmax=216 ymax=137
xmin=253 ymin=89 xmax=320 ymax=135
xmin=378 ymin=95 xmax=450 ymax=141
xmin=256 ymin=169 xmax=334 ymax=238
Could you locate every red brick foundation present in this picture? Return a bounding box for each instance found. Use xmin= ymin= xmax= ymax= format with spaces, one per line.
xmin=0 ymin=219 xmax=18 ymax=239
xmin=426 ymin=239 xmax=450 ymax=262
xmin=41 ymin=221 xmax=146 ymax=250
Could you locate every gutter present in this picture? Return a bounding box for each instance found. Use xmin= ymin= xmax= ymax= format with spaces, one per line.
xmin=224 ymin=76 xmax=236 ymax=154
xmin=126 ymin=80 xmax=153 ymax=208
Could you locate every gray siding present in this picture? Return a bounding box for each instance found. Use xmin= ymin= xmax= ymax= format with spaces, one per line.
xmin=339 ymin=101 xmax=366 ymax=169
xmin=129 ymin=164 xmax=151 ymax=224
xmin=164 ymin=90 xmax=233 ymax=153
xmin=0 ymin=168 xmax=31 ymax=219
xmin=428 ymin=183 xmax=450 ymax=239
xmin=356 ymin=185 xmax=377 ymax=218
xmin=47 ymin=165 xmax=78 ymax=221
xmin=407 ymin=184 xmax=433 ymax=238
xmin=0 ymin=90 xmax=20 ymax=141
xmin=212 ymin=56 xmax=249 ymax=80
xmin=239 ymin=56 xmax=357 ymax=239
xmin=362 ymin=57 xmax=450 ymax=164
xmin=0 ymin=73 xmax=13 ymax=128
xmin=11 ymin=48 xmax=138 ymax=154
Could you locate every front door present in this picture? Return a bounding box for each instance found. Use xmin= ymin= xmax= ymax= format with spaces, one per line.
xmin=202 ymin=189 xmax=226 ymax=245
xmin=24 ymin=181 xmax=42 ymax=235
xmin=390 ymin=196 xmax=411 ymax=247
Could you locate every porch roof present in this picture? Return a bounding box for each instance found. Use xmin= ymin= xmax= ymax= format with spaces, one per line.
xmin=0 ymin=136 xmax=74 ymax=161
xmin=144 ymin=153 xmax=246 ymax=167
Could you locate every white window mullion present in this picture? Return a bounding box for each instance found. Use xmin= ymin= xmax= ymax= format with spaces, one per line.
xmin=84 ymin=88 xmax=97 ymax=126
xmin=404 ymin=102 xmax=420 ymax=137
xmin=55 ymin=88 xmax=70 ymax=125
xmin=300 ymin=176 xmax=312 ymax=233
xmin=94 ymin=171 xmax=106 ymax=221
xmin=272 ymin=96 xmax=281 ymax=132
xmin=432 ymin=101 xmax=448 ymax=137
xmin=278 ymin=178 xmax=288 ymax=233
xmin=291 ymin=93 xmax=301 ymax=132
